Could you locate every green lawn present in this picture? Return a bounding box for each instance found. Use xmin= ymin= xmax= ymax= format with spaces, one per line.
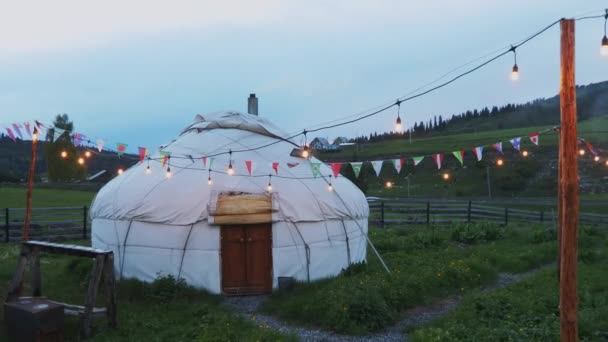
xmin=261 ymin=223 xmax=606 ymax=335
xmin=0 ymin=186 xmax=95 ymax=208
xmin=0 ymin=243 xmax=295 ymax=341
xmin=412 ymin=254 xmax=608 ymax=340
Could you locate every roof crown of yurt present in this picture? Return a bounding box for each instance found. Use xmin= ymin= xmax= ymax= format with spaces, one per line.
xmin=90 ymin=94 xmax=375 ymax=295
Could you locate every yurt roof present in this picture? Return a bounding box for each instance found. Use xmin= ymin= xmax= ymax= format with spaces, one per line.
xmin=90 ymin=112 xmax=369 ymax=226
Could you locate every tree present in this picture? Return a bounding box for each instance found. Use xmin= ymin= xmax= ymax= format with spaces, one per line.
xmin=44 ymin=114 xmax=87 ymax=182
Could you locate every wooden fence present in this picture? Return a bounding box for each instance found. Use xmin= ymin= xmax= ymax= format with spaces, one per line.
xmin=1 ymin=206 xmax=88 ymax=242
xmin=368 ymin=199 xmax=608 ymax=227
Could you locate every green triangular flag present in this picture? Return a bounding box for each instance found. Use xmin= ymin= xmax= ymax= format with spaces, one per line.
xmin=310 ymin=162 xmax=321 ymax=178
xmin=350 ymin=162 xmax=363 ymax=178
xmin=412 ymin=156 xmax=424 ymax=166
xmin=452 ymin=150 xmax=464 ymax=165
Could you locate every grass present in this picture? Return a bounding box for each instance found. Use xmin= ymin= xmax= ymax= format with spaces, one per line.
xmin=411 ymin=246 xmax=608 ymax=340
xmin=0 ymin=243 xmax=295 ymax=341
xmin=0 ymin=185 xmax=95 ymax=208
xmin=260 ymin=223 xmax=602 ymax=335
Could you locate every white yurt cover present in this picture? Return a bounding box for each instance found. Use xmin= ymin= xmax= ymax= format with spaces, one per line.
xmin=90 ymin=111 xmax=369 ymax=293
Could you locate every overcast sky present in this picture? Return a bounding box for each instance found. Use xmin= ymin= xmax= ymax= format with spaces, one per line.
xmin=1 ymin=1 xmax=607 ymax=149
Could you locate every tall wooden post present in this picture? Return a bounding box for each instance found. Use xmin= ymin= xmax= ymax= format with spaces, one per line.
xmin=559 ymin=19 xmax=579 ymax=342
xmin=23 ymin=128 xmax=39 ymax=241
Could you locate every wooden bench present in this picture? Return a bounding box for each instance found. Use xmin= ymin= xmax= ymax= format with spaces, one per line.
xmin=5 ymin=241 xmax=117 ymax=338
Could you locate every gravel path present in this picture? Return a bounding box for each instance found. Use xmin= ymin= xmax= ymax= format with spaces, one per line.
xmin=224 ymin=265 xmax=552 ymax=342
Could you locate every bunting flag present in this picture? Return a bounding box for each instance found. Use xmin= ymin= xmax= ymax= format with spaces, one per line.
xmin=209 ymin=158 xmax=215 ymax=169
xmin=5 ymin=127 xmax=16 ymax=142
xmin=202 ymin=156 xmax=207 ymax=168
xmin=371 ymin=160 xmax=383 ymax=176
xmin=529 ymin=132 xmax=539 ymax=146
xmin=12 ymin=124 xmax=23 ymax=139
xmin=97 ymin=139 xmax=105 ymax=152
xmin=310 ymin=162 xmax=321 ymax=178
xmin=472 ymin=146 xmax=484 ymax=161
xmin=23 ymin=122 xmax=32 ymax=138
xmin=330 ymin=163 xmax=342 ymax=178
xmin=272 ymin=162 xmax=279 ymax=175
xmin=138 ymin=147 xmax=148 ymax=162
xmin=35 ymin=120 xmax=44 ymax=130
xmin=287 ymin=163 xmax=299 ymax=168
xmin=245 ymin=161 xmax=253 ymax=175
xmin=493 ymin=142 xmax=503 ymax=154
xmin=392 ymin=159 xmax=404 ymax=174
xmin=412 ymin=156 xmax=424 ymax=166
xmin=510 ymin=137 xmax=521 ymax=151
xmin=116 ymin=143 xmax=128 ymax=157
xmin=160 ymin=151 xmax=171 ymax=167
xmin=350 ymin=162 xmax=363 ymax=178
xmin=53 ymin=129 xmax=64 ymax=142
xmin=73 ymin=133 xmax=84 ymax=146
xmin=452 ymin=150 xmax=464 ymax=165
xmin=585 ymin=141 xmax=598 ymax=156
xmin=432 ymin=154 xmax=444 ymax=170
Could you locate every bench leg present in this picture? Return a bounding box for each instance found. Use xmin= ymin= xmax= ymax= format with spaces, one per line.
xmin=6 ymin=247 xmax=30 ymax=302
xmin=103 ymin=254 xmax=117 ymax=328
xmin=79 ymin=255 xmax=104 ymax=338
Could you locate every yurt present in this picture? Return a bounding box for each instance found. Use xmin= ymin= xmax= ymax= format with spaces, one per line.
xmin=90 ymin=111 xmax=369 ymax=295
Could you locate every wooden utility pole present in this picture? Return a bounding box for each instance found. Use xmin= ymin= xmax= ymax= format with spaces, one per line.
xmin=23 ymin=128 xmax=39 ymax=241
xmin=559 ymin=19 xmax=579 ymax=342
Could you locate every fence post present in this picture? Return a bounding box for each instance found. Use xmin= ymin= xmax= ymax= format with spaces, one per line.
xmin=4 ymin=208 xmax=8 ymax=243
xmin=426 ymin=202 xmax=430 ymax=225
xmin=467 ymin=201 xmax=472 ymax=223
xmin=83 ymin=206 xmax=88 ymax=239
xmin=504 ymin=207 xmax=509 ymax=226
xmin=540 ymin=211 xmax=544 ymax=223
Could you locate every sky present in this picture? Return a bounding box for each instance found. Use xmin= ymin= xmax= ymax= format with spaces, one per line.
xmin=1 ymin=1 xmax=607 ymax=150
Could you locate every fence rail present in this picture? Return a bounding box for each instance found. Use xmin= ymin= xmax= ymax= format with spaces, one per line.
xmin=368 ymin=198 xmax=608 ymax=227
xmin=1 ymin=206 xmax=88 ymax=242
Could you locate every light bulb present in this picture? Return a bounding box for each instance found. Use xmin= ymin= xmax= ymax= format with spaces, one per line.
xmin=208 ymin=176 xmax=213 ymax=185
xmin=60 ymin=150 xmax=68 ymax=158
xmin=605 ymin=160 xmax=608 ymax=167
xmin=594 ymin=155 xmax=600 ymax=162
xmin=601 ymin=36 xmax=608 ymax=57
xmin=117 ymin=168 xmax=124 ymax=175
xmin=166 ymin=167 xmax=172 ymax=178
xmin=328 ymin=184 xmax=334 ymax=191
xmin=267 ymin=183 xmax=272 ymax=192
xmin=395 ymin=116 xmax=402 ymax=132
xmin=227 ymin=164 xmax=234 ymax=175
xmin=85 ymin=151 xmax=92 ymax=158
xmin=443 ymin=173 xmax=450 ymax=181
xmin=510 ymin=64 xmax=519 ymax=81
xmin=522 ymin=150 xmax=529 ymax=157
xmin=77 ymin=157 xmax=85 ymax=165
xmin=385 ymin=181 xmax=393 ymax=188
xmin=579 ymin=149 xmax=586 ymax=156
xmin=302 ymin=145 xmax=310 ymax=158
xmin=32 ymin=128 xmax=38 ymax=142
xmin=497 ymin=159 xmax=504 ymax=166
xmin=145 ymin=165 xmax=151 ymax=174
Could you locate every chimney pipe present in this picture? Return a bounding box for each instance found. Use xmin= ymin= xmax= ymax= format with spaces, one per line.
xmin=248 ymin=94 xmax=258 ymax=116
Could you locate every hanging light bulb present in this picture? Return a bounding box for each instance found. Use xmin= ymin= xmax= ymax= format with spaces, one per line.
xmin=302 ymin=130 xmax=310 ymax=158
xmin=594 ymin=155 xmax=600 ymax=162
xmin=267 ymin=175 xmax=273 ymax=192
xmin=605 ymin=160 xmax=608 ymax=167
xmin=510 ymin=46 xmax=519 ymax=81
xmin=227 ymin=150 xmax=235 ymax=175
xmin=32 ymin=127 xmax=39 ymax=143
xmin=117 ymin=168 xmax=124 ymax=175
xmin=145 ymin=165 xmax=152 ymax=174
xmin=84 ymin=150 xmax=92 ymax=158
xmin=579 ymin=148 xmax=586 ymax=156
xmin=385 ymin=181 xmax=393 ymax=188
xmin=77 ymin=157 xmax=85 ymax=165
xmin=522 ymin=150 xmax=529 ymax=157
xmin=327 ymin=175 xmax=334 ymax=191
xmin=442 ymin=173 xmax=450 ymax=181
xmin=60 ymin=150 xmax=68 ymax=159
xmin=166 ymin=167 xmax=172 ymax=178
xmin=497 ymin=158 xmax=504 ymax=166
xmin=601 ymin=10 xmax=608 ymax=56
xmin=394 ymin=101 xmax=403 ymax=132
xmin=208 ymin=170 xmax=213 ymax=185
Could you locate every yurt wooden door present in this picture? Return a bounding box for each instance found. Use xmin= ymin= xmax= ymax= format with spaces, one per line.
xmin=221 ymin=224 xmax=272 ymax=295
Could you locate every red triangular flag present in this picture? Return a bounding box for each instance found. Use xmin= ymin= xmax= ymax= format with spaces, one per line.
xmin=245 ymin=161 xmax=253 ymax=175
xmin=138 ymin=147 xmax=147 ymax=162
xmin=330 ymin=163 xmax=342 ymax=178
xmin=5 ymin=127 xmax=16 ymax=142
xmin=529 ymin=132 xmax=539 ymax=146
xmin=287 ymin=163 xmax=299 ymax=168
xmin=272 ymin=162 xmax=279 ymax=175
xmin=23 ymin=122 xmax=32 ymax=138
xmin=433 ymin=154 xmax=444 ymax=169
xmin=202 ymin=156 xmax=207 ymax=168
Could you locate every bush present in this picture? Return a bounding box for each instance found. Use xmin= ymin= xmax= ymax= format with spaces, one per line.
xmin=530 ymin=226 xmax=557 ymax=244
xmin=451 ymin=223 xmax=504 ymax=244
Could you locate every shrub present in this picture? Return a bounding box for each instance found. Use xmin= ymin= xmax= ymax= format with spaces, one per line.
xmin=451 ymin=223 xmax=504 ymax=244
xmin=530 ymin=226 xmax=557 ymax=244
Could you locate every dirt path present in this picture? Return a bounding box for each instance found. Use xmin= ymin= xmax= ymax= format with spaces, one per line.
xmin=223 ymin=266 xmax=552 ymax=341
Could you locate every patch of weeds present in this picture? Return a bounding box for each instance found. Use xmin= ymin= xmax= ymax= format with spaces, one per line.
xmin=451 ymin=223 xmax=504 ymax=244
